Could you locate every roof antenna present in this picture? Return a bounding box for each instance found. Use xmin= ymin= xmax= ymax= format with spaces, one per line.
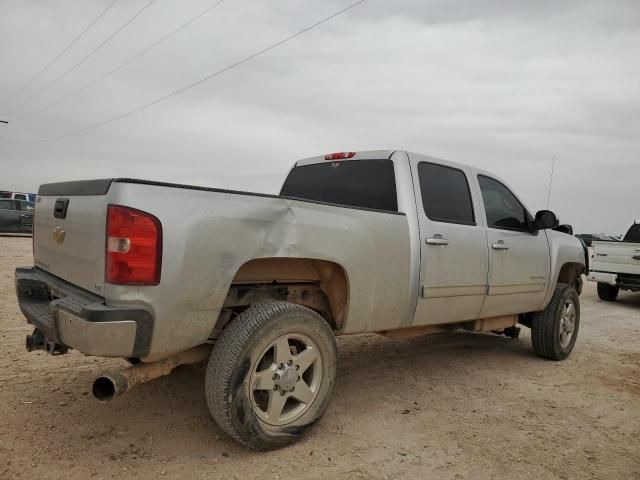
xmin=546 ymin=155 xmax=556 ymax=209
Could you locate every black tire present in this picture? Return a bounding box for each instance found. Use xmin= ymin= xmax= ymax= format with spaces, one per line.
xmin=205 ymin=301 xmax=337 ymax=450
xmin=597 ymin=282 xmax=619 ymax=302
xmin=531 ymin=283 xmax=580 ymax=361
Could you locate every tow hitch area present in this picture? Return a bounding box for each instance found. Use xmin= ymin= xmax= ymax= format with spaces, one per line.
xmin=25 ymin=328 xmax=68 ymax=355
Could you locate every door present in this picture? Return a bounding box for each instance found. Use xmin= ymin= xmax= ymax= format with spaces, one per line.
xmin=477 ymin=175 xmax=550 ymax=317
xmin=0 ymin=200 xmax=21 ymax=232
xmin=16 ymin=201 xmax=34 ymax=232
xmin=411 ymin=161 xmax=488 ymax=326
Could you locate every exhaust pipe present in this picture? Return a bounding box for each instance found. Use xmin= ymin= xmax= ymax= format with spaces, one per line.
xmin=92 ymin=344 xmax=212 ymax=402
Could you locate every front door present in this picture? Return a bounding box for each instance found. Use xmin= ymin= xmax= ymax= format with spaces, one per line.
xmin=476 ymin=175 xmax=550 ymax=318
xmin=411 ymin=160 xmax=488 ymax=326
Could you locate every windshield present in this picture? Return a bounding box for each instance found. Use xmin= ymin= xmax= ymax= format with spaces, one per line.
xmin=280 ymin=159 xmax=398 ymax=212
xmin=623 ymin=224 xmax=640 ymax=243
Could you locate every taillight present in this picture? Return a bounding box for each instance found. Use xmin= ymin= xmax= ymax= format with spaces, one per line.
xmin=324 ymin=152 xmax=356 ymax=160
xmin=106 ymin=205 xmax=162 ymax=285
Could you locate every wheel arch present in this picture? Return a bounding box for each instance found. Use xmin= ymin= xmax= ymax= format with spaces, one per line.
xmin=214 ymin=257 xmax=349 ymax=333
xmin=556 ymin=262 xmax=585 ymax=294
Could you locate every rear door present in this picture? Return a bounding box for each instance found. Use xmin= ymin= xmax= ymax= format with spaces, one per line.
xmin=0 ymin=199 xmax=20 ymax=231
xmin=411 ymin=160 xmax=488 ymax=326
xmin=477 ymin=175 xmax=550 ymax=317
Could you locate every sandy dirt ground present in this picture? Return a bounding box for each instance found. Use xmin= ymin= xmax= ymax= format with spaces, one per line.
xmin=0 ymin=235 xmax=638 ymax=479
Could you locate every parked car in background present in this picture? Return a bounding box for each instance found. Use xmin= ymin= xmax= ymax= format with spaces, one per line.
xmin=576 ymin=233 xmax=619 ymax=247
xmin=0 ymin=199 xmax=34 ymax=233
xmin=0 ymin=191 xmax=36 ymax=202
xmin=589 ymin=221 xmax=640 ymax=300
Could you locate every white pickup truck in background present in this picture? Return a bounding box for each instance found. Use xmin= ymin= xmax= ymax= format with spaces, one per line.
xmin=589 ymin=221 xmax=640 ymax=301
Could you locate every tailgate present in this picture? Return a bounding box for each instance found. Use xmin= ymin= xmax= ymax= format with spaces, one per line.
xmin=592 ymin=241 xmax=640 ymax=275
xmin=34 ymin=180 xmax=112 ymax=296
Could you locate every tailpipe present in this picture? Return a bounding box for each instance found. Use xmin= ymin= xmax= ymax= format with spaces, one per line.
xmin=92 ymin=344 xmax=212 ymax=402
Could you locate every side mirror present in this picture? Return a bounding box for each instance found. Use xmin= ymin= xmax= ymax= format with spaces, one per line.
xmin=533 ymin=210 xmax=558 ymax=231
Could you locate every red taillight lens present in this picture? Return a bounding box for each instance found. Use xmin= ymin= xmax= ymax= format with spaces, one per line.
xmin=324 ymin=152 xmax=356 ymax=160
xmin=106 ymin=205 xmax=162 ymax=285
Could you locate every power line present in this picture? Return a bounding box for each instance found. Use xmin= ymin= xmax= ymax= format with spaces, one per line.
xmin=0 ymin=0 xmax=118 ymax=111
xmin=12 ymin=0 xmax=228 ymax=122
xmin=5 ymin=0 xmax=157 ymax=114
xmin=9 ymin=0 xmax=369 ymax=144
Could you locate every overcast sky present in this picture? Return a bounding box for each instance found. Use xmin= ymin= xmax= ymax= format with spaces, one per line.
xmin=0 ymin=0 xmax=638 ymax=234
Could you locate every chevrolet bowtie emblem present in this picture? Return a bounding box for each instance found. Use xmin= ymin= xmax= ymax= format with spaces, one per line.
xmin=53 ymin=227 xmax=66 ymax=244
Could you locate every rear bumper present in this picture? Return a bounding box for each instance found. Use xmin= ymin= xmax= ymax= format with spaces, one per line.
xmin=588 ymin=270 xmax=640 ymax=291
xmin=15 ymin=267 xmax=153 ymax=358
xmin=588 ymin=271 xmax=617 ymax=285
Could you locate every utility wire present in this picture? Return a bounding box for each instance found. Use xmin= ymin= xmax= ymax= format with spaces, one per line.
xmin=0 ymin=0 xmax=118 ymax=111
xmin=12 ymin=0 xmax=228 ymax=122
xmin=9 ymin=0 xmax=368 ymax=144
xmin=5 ymin=0 xmax=157 ymax=114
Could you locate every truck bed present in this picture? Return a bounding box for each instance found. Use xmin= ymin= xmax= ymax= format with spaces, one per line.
xmin=33 ymin=178 xmax=413 ymax=360
xmin=591 ymin=240 xmax=640 ymax=276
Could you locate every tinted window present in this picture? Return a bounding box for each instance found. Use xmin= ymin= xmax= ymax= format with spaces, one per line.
xmin=418 ymin=162 xmax=474 ymax=225
xmin=624 ymin=224 xmax=640 ymax=243
xmin=280 ymin=160 xmax=398 ymax=212
xmin=0 ymin=200 xmax=13 ymax=210
xmin=14 ymin=194 xmax=27 ymax=200
xmin=16 ymin=201 xmax=34 ymax=212
xmin=478 ymin=175 xmax=529 ymax=231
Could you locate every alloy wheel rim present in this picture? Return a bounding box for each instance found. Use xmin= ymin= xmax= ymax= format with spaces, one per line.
xmin=559 ymin=299 xmax=577 ymax=348
xmin=249 ymin=333 xmax=322 ymax=426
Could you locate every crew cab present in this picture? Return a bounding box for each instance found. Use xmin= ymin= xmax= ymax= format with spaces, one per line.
xmin=589 ymin=221 xmax=640 ymax=300
xmin=15 ymin=150 xmax=587 ymax=450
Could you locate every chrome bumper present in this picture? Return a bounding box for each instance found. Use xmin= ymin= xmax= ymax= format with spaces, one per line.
xmin=587 ymin=271 xmax=617 ymax=286
xmin=15 ymin=267 xmax=153 ymax=358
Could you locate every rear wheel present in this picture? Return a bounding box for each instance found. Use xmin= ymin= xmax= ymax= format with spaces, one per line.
xmin=597 ymin=282 xmax=619 ymax=302
xmin=531 ymin=283 xmax=580 ymax=360
xmin=205 ymin=301 xmax=337 ymax=450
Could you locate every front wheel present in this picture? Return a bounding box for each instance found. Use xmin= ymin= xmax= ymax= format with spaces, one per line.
xmin=205 ymin=301 xmax=337 ymax=450
xmin=597 ymin=282 xmax=619 ymax=302
xmin=531 ymin=283 xmax=580 ymax=360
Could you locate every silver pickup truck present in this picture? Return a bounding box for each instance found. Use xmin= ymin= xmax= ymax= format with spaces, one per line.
xmin=15 ymin=150 xmax=586 ymax=449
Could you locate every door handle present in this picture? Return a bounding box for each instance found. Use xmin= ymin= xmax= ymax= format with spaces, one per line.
xmin=492 ymin=240 xmax=510 ymax=250
xmin=426 ymin=234 xmax=449 ymax=246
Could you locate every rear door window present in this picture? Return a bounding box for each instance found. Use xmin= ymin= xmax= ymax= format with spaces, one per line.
xmin=0 ymin=200 xmax=14 ymax=210
xmin=417 ymin=162 xmax=475 ymax=225
xmin=280 ymin=159 xmax=398 ymax=212
xmin=478 ymin=175 xmax=529 ymax=231
xmin=16 ymin=201 xmax=34 ymax=212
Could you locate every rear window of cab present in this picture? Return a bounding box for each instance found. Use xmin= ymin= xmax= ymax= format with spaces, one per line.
xmin=280 ymin=159 xmax=398 ymax=212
